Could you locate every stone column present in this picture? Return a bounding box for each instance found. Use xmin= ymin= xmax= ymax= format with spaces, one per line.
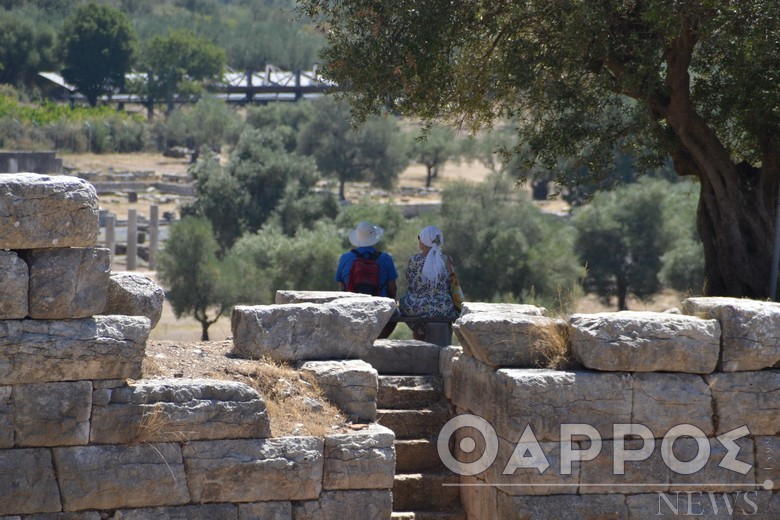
xmin=105 ymin=215 xmax=116 ymax=267
xmin=149 ymin=205 xmax=159 ymax=270
xmin=127 ymin=209 xmax=137 ymax=271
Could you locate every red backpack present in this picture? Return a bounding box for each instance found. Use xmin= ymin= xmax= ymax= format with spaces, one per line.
xmin=346 ymin=249 xmax=382 ymax=295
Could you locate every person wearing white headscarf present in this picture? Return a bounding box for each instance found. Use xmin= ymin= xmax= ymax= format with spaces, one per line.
xmin=399 ymin=225 xmax=461 ymax=340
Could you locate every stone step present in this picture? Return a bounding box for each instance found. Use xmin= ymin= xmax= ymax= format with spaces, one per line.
xmin=378 ymin=375 xmax=444 ymax=409
xmin=377 ymin=406 xmax=452 ymax=440
xmin=395 ymin=438 xmax=445 ymax=473
xmin=392 ymin=472 xmax=462 ymax=513
xmin=364 ymin=339 xmax=441 ymax=375
xmin=391 ymin=511 xmax=465 ymax=520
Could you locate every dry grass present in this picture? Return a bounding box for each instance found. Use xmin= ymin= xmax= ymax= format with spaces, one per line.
xmin=130 ymin=403 xmax=192 ymax=445
xmin=534 ymin=323 xmax=577 ymax=370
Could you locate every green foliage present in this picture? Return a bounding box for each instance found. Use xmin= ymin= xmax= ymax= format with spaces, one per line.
xmin=409 ymin=123 xmax=462 ymax=188
xmin=297 ymin=96 xmax=408 ymax=200
xmin=438 ymin=174 xmax=582 ymax=308
xmin=0 ymin=12 xmax=58 ymax=86
xmin=60 ymin=3 xmax=137 ymax=106
xmin=157 ymin=216 xmax=232 ymax=340
xmin=244 ymin=101 xmax=315 ymax=152
xmin=162 ymin=95 xmax=242 ymax=154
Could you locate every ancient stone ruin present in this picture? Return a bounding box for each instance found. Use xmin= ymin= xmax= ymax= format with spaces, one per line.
xmin=5 ymin=172 xmax=780 ymax=519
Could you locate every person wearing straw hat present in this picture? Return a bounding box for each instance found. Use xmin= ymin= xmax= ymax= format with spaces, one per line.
xmin=399 ymin=225 xmax=460 ymax=340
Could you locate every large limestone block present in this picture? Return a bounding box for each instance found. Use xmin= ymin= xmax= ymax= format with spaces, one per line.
xmin=231 ymin=298 xmax=396 ymax=362
xmin=274 ymin=290 xmax=373 ymax=304
xmin=0 ymin=250 xmax=27 ymax=319
xmin=632 ymin=373 xmax=713 ymax=437
xmin=756 ymin=436 xmax=780 ymax=488
xmin=238 ymin=502 xmax=292 ymax=520
xmin=323 ymin=424 xmax=395 ymax=490
xmin=0 ymin=387 xmax=12 ymax=448
xmin=14 ymin=381 xmax=92 ymax=447
xmin=361 ymin=339 xmax=440 ymax=375
xmin=668 ymin=436 xmax=755 ymax=492
xmin=449 ymin=353 xmax=498 ymax=419
xmin=0 ymin=315 xmax=150 ymax=384
xmin=440 ymin=345 xmax=462 ymax=400
xmin=706 ymin=370 xmax=780 ymax=435
xmin=494 ymin=369 xmax=633 ymax=441
xmin=454 ymin=312 xmax=568 ymax=368
xmin=497 ymin=492 xmax=629 ymax=519
xmin=682 ymin=296 xmax=780 ymax=371
xmin=627 ymin=492 xmax=780 ymax=519
xmin=299 ymin=360 xmax=378 ymax=421
xmin=291 ymin=490 xmax=392 ymax=520
xmin=27 ymin=247 xmax=111 ymax=319
xmin=90 ymin=378 xmax=271 ymax=444
xmin=53 ymin=443 xmax=189 ymax=511
xmin=182 ymin=437 xmax=324 ymax=503
xmin=569 ymin=311 xmax=720 ymax=373
xmin=112 ymin=504 xmax=238 ymax=519
xmin=0 ymin=173 xmax=99 ymax=249
xmin=102 ymin=272 xmax=165 ymax=328
xmin=0 ymin=448 xmax=61 ymax=515
xmin=460 ymin=302 xmax=547 ymax=317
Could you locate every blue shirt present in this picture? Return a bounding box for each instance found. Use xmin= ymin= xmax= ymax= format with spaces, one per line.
xmin=335 ymin=246 xmax=398 ymax=297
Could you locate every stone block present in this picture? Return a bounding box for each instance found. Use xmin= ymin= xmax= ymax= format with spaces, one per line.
xmin=497 ymin=492 xmax=629 ymax=519
xmin=0 ymin=448 xmax=61 ymax=515
xmin=376 ymin=406 xmax=451 ymax=440
xmin=682 ymin=297 xmax=780 ymax=371
xmin=0 ymin=387 xmax=12 ymax=449
xmin=90 ymin=378 xmax=270 ymax=444
xmin=627 ymin=492 xmax=778 ymax=519
xmin=755 ymin=436 xmax=780 ymax=490
xmin=0 ymin=316 xmax=150 ymax=385
xmin=274 ymin=290 xmax=372 ymax=304
xmin=460 ymin=475 xmax=498 ymax=520
xmin=392 ymin=471 xmax=461 ymax=511
xmin=182 ymin=437 xmax=323 ymax=503
xmin=449 ymin=354 xmax=497 ymax=419
xmin=668 ymin=436 xmax=755 ymax=492
xmin=395 ymin=439 xmax=443 ymax=473
xmin=706 ymin=370 xmax=780 ymax=435
xmin=291 ymin=490 xmax=392 ymax=520
xmin=460 ymin=302 xmax=547 ymax=317
xmin=102 ymin=272 xmax=165 ymax=328
xmin=454 ymin=312 xmax=568 ymax=368
xmin=299 ymin=360 xmax=378 ymax=421
xmin=569 ymin=311 xmax=720 ymax=374
xmin=14 ymin=381 xmax=92 ymax=447
xmin=27 ymin=247 xmax=110 ymax=319
xmin=579 ymin=440 xmax=670 ymax=494
xmin=112 ymin=504 xmax=238 ymax=519
xmin=361 ymin=339 xmax=440 ymax=375
xmin=323 ymin=424 xmax=395 ymax=490
xmin=632 ymin=373 xmax=713 ymax=437
xmin=231 ymin=299 xmax=395 ymax=362
xmin=439 ymin=346 xmax=462 ymax=400
xmin=54 ymin=443 xmax=189 ymax=511
xmin=0 ymin=250 xmax=27 ymax=319
xmin=494 ymin=369 xmax=633 ymax=442
xmin=377 ymin=375 xmax=443 ymax=409
xmin=238 ymin=502 xmax=292 ymax=520
xmin=0 ymin=173 xmax=99 ymax=249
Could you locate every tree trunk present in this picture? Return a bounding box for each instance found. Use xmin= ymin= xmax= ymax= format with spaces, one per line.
xmin=425 ymin=164 xmax=434 ymax=188
xmin=339 ymin=178 xmax=346 ymax=201
xmin=616 ymin=272 xmax=628 ymax=311
xmin=199 ymin=319 xmax=210 ymax=341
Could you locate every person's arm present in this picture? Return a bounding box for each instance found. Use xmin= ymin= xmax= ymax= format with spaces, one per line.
xmin=386 ymin=279 xmax=397 ymax=300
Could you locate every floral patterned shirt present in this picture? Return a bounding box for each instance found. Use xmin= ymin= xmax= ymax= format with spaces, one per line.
xmin=399 ymin=253 xmax=459 ymax=320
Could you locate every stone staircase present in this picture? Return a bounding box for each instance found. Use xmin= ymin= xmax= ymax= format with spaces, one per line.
xmin=370 ymin=340 xmax=464 ymax=520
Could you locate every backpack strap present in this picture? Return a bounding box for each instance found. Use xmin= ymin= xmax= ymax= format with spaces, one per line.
xmin=352 ymin=248 xmax=382 ymax=260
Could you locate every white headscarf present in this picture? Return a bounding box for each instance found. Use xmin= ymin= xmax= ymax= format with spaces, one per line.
xmin=419 ymin=225 xmax=446 ymax=284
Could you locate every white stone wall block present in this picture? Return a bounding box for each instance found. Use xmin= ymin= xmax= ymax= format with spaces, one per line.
xmin=0 ymin=173 xmax=99 ymax=249
xmin=13 ymin=381 xmax=92 ymax=447
xmin=299 ymin=360 xmax=378 ymax=422
xmin=102 ymin=272 xmax=165 ymax=328
xmin=323 ymin=424 xmax=395 ymax=490
xmin=0 ymin=250 xmax=27 ymax=319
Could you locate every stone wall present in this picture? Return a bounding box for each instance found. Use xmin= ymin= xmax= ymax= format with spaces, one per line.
xmin=0 ymin=174 xmax=395 ymax=519
xmin=445 ymin=301 xmax=780 ymax=519
xmin=0 ymin=152 xmax=62 ymax=175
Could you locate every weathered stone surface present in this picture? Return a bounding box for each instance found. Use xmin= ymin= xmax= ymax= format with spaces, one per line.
xmin=0 ymin=250 xmax=27 ymax=319
xmin=231 ymin=299 xmax=396 ymax=362
xmin=323 ymin=424 xmax=395 ymax=490
xmin=0 ymin=316 xmax=150 ymax=384
xmin=668 ymin=436 xmax=755 ymax=492
xmin=454 ymin=312 xmax=568 ymax=368
xmin=361 ymin=339 xmax=440 ymax=375
xmin=112 ymin=504 xmax=237 ymax=519
xmin=682 ymin=296 xmax=780 ymax=371
xmin=460 ymin=302 xmax=547 ymax=317
xmin=291 ymin=490 xmax=392 ymax=520
xmin=377 ymin=375 xmax=443 ymax=409
xmin=0 ymin=173 xmax=99 ymax=249
xmin=461 ymin=475 xmax=498 ymax=520
xmin=238 ymin=502 xmax=292 ymax=520
xmin=27 ymin=247 xmax=110 ymax=319
xmin=440 ymin=345 xmax=462 ymax=400
xmin=569 ymin=311 xmax=720 ymax=374
xmin=755 ymin=436 xmax=780 ymax=489
xmin=497 ymin=492 xmax=629 ymax=519
xmin=627 ymin=492 xmax=779 ymax=519
xmin=449 ymin=353 xmax=497 ymax=419
xmin=0 ymin=448 xmax=61 ymax=515
xmin=394 ymin=439 xmax=443 ymax=473
xmin=54 ymin=443 xmax=189 ymax=511
xmin=274 ymin=290 xmax=372 ymax=304
xmin=376 ymin=407 xmax=451 ymax=440
xmin=14 ymin=381 xmax=92 ymax=447
xmin=494 ymin=369 xmax=633 ymax=441
xmin=0 ymin=386 xmax=12 ymax=449
xmin=182 ymin=437 xmax=323 ymax=503
xmin=632 ymin=373 xmax=713 ymax=437
xmin=102 ymin=272 xmax=165 ymax=328
xmin=706 ymin=370 xmax=780 ymax=435
xmin=90 ymin=379 xmax=270 ymax=444
xmin=299 ymin=360 xmax=378 ymax=421
xmin=392 ymin=471 xmax=460 ymax=511
xmin=578 ymin=440 xmax=670 ymax=495
xmin=485 ymin=435 xmax=578 ymax=495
